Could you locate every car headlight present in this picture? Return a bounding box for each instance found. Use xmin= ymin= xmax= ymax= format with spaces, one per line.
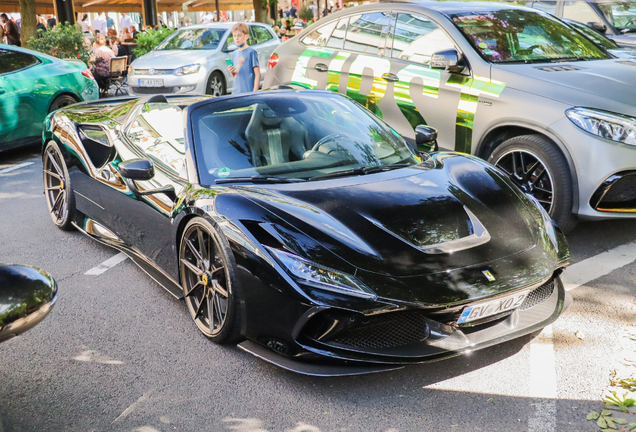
xmin=175 ymin=64 xmax=201 ymax=75
xmin=266 ymin=247 xmax=377 ymax=300
xmin=566 ymin=107 xmax=636 ymax=145
xmin=525 ymin=194 xmax=558 ymax=249
xmin=128 ymin=66 xmax=133 ymax=75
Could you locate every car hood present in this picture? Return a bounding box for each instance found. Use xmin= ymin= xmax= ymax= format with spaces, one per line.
xmin=241 ymin=154 xmax=551 ymax=282
xmin=491 ymin=59 xmax=636 ymax=116
xmin=132 ymin=49 xmax=217 ymax=68
xmin=613 ymin=33 xmax=636 ymax=48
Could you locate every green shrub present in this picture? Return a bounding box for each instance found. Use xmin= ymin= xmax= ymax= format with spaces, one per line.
xmin=299 ymin=6 xmax=314 ymax=21
xmin=27 ymin=22 xmax=90 ymax=65
xmin=133 ymin=27 xmax=175 ymax=58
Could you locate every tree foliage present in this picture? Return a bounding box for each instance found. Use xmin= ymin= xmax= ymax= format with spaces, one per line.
xmin=27 ymin=23 xmax=90 ymax=65
xmin=299 ymin=6 xmax=314 ymax=22
xmin=132 ymin=27 xmax=175 ymax=58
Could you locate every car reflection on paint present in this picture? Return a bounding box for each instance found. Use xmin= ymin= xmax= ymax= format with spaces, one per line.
xmin=42 ymin=91 xmax=570 ymax=375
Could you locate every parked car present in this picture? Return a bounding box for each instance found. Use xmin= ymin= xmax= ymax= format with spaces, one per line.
xmin=0 ymin=44 xmax=98 ymax=152
xmin=0 ymin=264 xmax=58 ymax=343
xmin=42 ymin=91 xmax=570 ymax=375
xmin=265 ymin=1 xmax=636 ymax=232
xmin=127 ymin=22 xmax=280 ymax=97
xmin=521 ymin=0 xmax=636 ymax=48
xmin=563 ymin=17 xmax=636 ymax=57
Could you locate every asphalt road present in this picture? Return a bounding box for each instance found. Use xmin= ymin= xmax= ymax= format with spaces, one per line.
xmin=1 ymin=145 xmax=636 ymax=432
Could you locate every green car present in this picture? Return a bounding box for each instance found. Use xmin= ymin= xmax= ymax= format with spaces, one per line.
xmin=0 ymin=44 xmax=99 ymax=152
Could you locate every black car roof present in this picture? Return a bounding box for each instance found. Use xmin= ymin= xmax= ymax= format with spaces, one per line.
xmin=378 ymin=0 xmax=532 ymax=14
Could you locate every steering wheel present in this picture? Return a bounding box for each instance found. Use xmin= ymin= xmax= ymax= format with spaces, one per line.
xmin=303 ymin=133 xmax=354 ymax=159
xmin=517 ymin=44 xmax=542 ymax=55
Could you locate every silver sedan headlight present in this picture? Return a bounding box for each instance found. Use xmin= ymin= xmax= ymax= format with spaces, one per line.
xmin=566 ymin=107 xmax=636 ymax=145
xmin=174 ymin=64 xmax=201 ymax=76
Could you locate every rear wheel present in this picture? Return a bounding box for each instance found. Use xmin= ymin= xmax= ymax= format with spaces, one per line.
xmin=488 ymin=134 xmax=577 ymax=233
xmin=43 ymin=141 xmax=76 ymax=230
xmin=206 ymin=72 xmax=226 ymax=97
xmin=48 ymin=95 xmax=77 ymax=113
xmin=179 ymin=218 xmax=242 ymax=343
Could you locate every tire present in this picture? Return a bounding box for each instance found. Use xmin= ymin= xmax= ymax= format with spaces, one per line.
xmin=488 ymin=134 xmax=578 ymax=233
xmin=48 ymin=94 xmax=77 ymax=113
xmin=206 ymin=71 xmax=226 ymax=97
xmin=43 ymin=141 xmax=76 ymax=231
xmin=179 ymin=218 xmax=242 ymax=343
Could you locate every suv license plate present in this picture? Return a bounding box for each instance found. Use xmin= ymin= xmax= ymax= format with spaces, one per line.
xmin=457 ymin=290 xmax=530 ymax=324
xmin=138 ymin=79 xmax=163 ymax=87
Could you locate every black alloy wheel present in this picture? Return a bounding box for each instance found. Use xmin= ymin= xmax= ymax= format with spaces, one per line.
xmin=48 ymin=95 xmax=77 ymax=113
xmin=43 ymin=141 xmax=76 ymax=230
xmin=206 ymin=72 xmax=226 ymax=97
xmin=489 ymin=134 xmax=576 ymax=232
xmin=179 ymin=218 xmax=241 ymax=343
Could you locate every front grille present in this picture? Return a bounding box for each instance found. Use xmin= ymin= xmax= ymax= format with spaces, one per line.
xmin=519 ymin=279 xmax=554 ymax=311
xmin=601 ymin=175 xmax=636 ymax=204
xmin=329 ymin=310 xmax=429 ymax=349
xmin=130 ymin=86 xmax=174 ymax=94
xmin=535 ymin=65 xmax=583 ymax=72
xmin=133 ymin=69 xmax=174 ymax=75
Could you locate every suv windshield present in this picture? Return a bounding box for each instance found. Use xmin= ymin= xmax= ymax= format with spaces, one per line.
xmin=451 ymin=9 xmax=610 ymax=63
xmin=598 ymin=1 xmax=636 ymax=33
xmin=564 ymin=19 xmax=619 ymax=49
xmin=156 ymin=28 xmax=227 ymax=50
xmin=191 ymin=93 xmax=423 ymax=184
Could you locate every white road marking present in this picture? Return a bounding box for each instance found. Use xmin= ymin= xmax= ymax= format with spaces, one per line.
xmin=561 ymin=241 xmax=636 ymax=291
xmin=85 ymin=252 xmax=128 ymax=276
xmin=113 ymin=392 xmax=152 ymax=423
xmin=529 ymin=241 xmax=636 ymax=431
xmin=0 ymin=162 xmax=34 ymax=174
xmin=73 ymin=349 xmax=124 ymax=365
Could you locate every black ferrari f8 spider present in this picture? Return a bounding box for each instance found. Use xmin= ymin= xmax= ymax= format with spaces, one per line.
xmin=42 ymin=91 xmax=571 ymax=375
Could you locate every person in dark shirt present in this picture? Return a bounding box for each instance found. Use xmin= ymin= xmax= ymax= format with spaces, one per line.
xmin=36 ymin=15 xmax=47 ymax=35
xmin=1 ymin=14 xmax=20 ymax=46
xmin=290 ymin=5 xmax=298 ymax=18
xmin=46 ymin=14 xmax=56 ymax=28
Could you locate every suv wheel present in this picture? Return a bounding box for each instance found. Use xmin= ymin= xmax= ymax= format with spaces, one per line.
xmin=488 ymin=134 xmax=577 ymax=233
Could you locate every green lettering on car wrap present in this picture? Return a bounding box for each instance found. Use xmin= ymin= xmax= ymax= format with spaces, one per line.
xmin=446 ymin=75 xmax=506 ymax=153
xmin=291 ymin=48 xmax=335 ymax=89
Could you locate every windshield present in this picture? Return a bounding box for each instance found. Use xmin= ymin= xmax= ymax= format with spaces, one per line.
xmin=564 ymin=19 xmax=619 ymax=49
xmin=156 ymin=28 xmax=227 ymax=50
xmin=598 ymin=1 xmax=636 ymax=32
xmin=191 ymin=93 xmax=423 ymax=184
xmin=451 ymin=9 xmax=610 ymax=63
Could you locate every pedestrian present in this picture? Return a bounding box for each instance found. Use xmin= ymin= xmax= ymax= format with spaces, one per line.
xmin=108 ymin=36 xmax=120 ymax=56
xmin=129 ymin=25 xmax=138 ymax=39
xmin=80 ymin=14 xmax=92 ymax=34
xmin=0 ymin=14 xmax=20 ymax=46
xmin=91 ymin=34 xmax=115 ymax=96
xmin=93 ymin=12 xmax=107 ymax=36
xmin=106 ymin=14 xmax=114 ymax=30
xmin=277 ymin=6 xmax=283 ymax=19
xmin=283 ymin=6 xmax=290 ymax=17
xmin=226 ymin=22 xmax=260 ymax=94
xmin=309 ymin=1 xmax=318 ymax=20
xmin=46 ymin=14 xmax=56 ymax=28
xmin=121 ymin=27 xmax=133 ymax=42
xmin=36 ymin=15 xmax=47 ymax=35
xmin=120 ymin=13 xmax=133 ymax=33
xmin=290 ymin=4 xmax=298 ymax=18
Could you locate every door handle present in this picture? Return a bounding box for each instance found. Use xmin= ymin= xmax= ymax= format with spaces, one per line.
xmin=314 ymin=63 xmax=328 ymax=72
xmin=381 ymin=73 xmax=399 ymax=82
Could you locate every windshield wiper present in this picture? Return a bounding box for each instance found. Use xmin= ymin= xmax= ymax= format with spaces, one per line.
xmin=215 ymin=175 xmax=307 ymax=184
xmin=308 ymin=163 xmax=412 ymax=181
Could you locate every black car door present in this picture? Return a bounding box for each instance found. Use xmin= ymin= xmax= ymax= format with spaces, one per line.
xmin=97 ymin=101 xmax=187 ymax=279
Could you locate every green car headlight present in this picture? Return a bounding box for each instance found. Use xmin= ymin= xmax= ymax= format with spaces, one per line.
xmin=266 ymin=247 xmax=377 ymax=300
xmin=175 ymin=64 xmax=201 ymax=76
xmin=566 ymin=107 xmax=636 ymax=145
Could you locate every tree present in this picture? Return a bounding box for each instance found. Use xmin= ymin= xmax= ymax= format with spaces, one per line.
xmin=253 ymin=0 xmax=268 ymax=23
xmin=19 ymin=0 xmax=37 ymax=45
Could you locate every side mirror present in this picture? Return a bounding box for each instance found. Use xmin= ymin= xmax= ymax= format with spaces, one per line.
xmin=415 ymin=125 xmax=438 ymax=153
xmin=0 ymin=265 xmax=57 ymax=343
xmin=431 ymin=49 xmax=465 ymax=74
xmin=224 ymin=43 xmax=238 ymax=53
xmin=119 ymin=158 xmax=155 ymax=180
xmin=587 ymin=21 xmax=607 ymax=33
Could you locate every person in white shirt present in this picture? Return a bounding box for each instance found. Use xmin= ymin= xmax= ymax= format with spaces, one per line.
xmin=201 ymin=12 xmax=214 ymax=23
xmin=309 ymin=1 xmax=318 ymax=19
xmin=93 ymin=12 xmax=107 ymax=35
xmin=120 ymin=13 xmax=134 ymax=33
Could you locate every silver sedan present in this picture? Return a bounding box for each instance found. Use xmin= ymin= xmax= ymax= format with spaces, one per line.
xmin=128 ymin=22 xmax=279 ymax=96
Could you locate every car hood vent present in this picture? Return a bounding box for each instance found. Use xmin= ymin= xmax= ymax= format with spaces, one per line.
xmin=534 ymin=65 xmax=584 ymax=72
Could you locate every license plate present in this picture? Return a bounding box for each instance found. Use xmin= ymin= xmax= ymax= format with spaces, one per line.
xmin=138 ymin=79 xmax=163 ymax=87
xmin=457 ymin=290 xmax=530 ymax=324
